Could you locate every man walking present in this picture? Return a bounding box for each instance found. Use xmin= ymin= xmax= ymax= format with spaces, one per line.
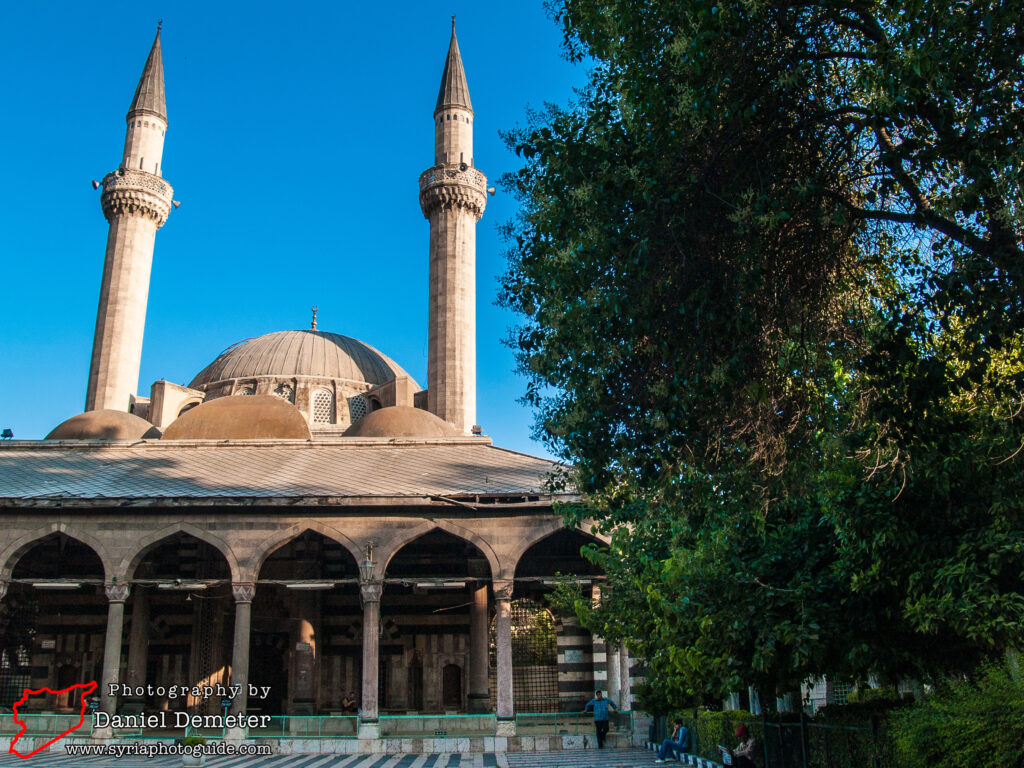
xmin=584 ymin=690 xmax=618 ymax=749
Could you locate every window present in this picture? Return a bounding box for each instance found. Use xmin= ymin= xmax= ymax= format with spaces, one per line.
xmin=347 ymin=394 xmax=368 ymax=422
xmin=312 ymin=389 xmax=335 ymax=424
xmin=274 ymin=383 xmax=295 ymax=403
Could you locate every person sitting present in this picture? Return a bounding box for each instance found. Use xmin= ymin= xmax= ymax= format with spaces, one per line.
xmin=341 ymin=691 xmax=358 ymax=714
xmin=726 ymin=725 xmax=758 ymax=768
xmin=655 ymin=718 xmax=690 ymax=762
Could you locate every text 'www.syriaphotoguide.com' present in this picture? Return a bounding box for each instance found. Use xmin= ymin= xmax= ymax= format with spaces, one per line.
xmin=65 ymin=742 xmax=272 ymax=758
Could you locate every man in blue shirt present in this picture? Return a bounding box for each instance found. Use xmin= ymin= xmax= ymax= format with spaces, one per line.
xmin=584 ymin=690 xmax=618 ymax=748
xmin=655 ymin=718 xmax=691 ymax=762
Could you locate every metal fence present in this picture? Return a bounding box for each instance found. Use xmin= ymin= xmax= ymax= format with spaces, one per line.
xmin=246 ymin=714 xmax=359 ymax=739
xmin=516 ymin=709 xmax=633 ymax=736
xmin=378 ymin=714 xmax=496 ymax=737
xmin=0 ymin=713 xmax=82 ymax=739
xmin=2 ymin=709 xmax=638 ymax=743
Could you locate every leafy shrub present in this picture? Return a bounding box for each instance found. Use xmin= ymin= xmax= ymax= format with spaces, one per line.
xmin=889 ymin=662 xmax=1024 ymax=768
xmin=681 ymin=709 xmax=760 ymax=762
xmin=847 ymin=686 xmax=901 ymax=704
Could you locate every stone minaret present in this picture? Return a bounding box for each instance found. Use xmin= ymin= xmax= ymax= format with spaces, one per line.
xmin=86 ymin=25 xmax=174 ymax=412
xmin=419 ymin=21 xmax=488 ymax=435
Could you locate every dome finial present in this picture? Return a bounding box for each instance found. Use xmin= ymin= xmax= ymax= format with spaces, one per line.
xmin=311 ymin=306 xmax=318 ymax=330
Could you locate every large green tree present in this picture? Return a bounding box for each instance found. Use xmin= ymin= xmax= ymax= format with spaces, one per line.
xmin=501 ymin=0 xmax=1024 ymax=705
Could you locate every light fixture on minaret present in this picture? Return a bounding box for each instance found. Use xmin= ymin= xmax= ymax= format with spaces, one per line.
xmin=85 ymin=23 xmax=174 ymax=412
xmin=419 ymin=19 xmax=488 ymax=435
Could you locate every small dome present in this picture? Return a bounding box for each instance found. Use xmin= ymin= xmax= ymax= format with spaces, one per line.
xmin=161 ymin=395 xmax=311 ymax=440
xmin=46 ymin=410 xmax=162 ymax=440
xmin=190 ymin=330 xmax=415 ymax=389
xmin=343 ymin=406 xmax=458 ymax=438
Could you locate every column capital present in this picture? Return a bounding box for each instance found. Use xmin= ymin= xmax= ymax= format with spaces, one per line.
xmin=0 ymin=581 xmax=7 ymax=601
xmin=232 ymin=583 xmax=256 ymax=603
xmin=493 ymin=579 xmax=513 ymax=601
xmin=105 ymin=583 xmax=131 ymax=603
xmin=360 ymin=580 xmax=383 ymax=603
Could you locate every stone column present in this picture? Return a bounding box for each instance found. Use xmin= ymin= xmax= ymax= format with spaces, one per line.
xmin=748 ymin=686 xmax=762 ymax=715
xmin=225 ymin=583 xmax=255 ymax=740
xmin=590 ymin=585 xmax=609 ymax=698
xmin=122 ymin=586 xmax=150 ymax=713
xmin=606 ymin=643 xmax=621 ymax=706
xmin=0 ymin=582 xmax=7 ymax=602
xmin=776 ymin=691 xmax=798 ymax=713
xmin=98 ymin=583 xmax=130 ymax=723
xmin=493 ymin=580 xmax=515 ymax=735
xmin=359 ymin=581 xmax=382 ymax=739
xmin=467 ymin=583 xmax=490 ymax=713
xmin=619 ymin=644 xmax=632 ymax=710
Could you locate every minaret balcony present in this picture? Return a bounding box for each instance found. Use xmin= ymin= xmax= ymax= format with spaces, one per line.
xmin=419 ymin=164 xmax=488 ymax=219
xmin=100 ymin=168 xmax=174 ymax=226
xmin=419 ymin=163 xmax=487 ymax=192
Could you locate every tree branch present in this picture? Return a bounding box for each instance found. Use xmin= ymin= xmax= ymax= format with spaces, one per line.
xmin=825 ymin=190 xmax=988 ymax=252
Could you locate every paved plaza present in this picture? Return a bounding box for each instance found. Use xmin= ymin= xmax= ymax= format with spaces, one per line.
xmin=0 ymin=747 xmax=662 ymax=768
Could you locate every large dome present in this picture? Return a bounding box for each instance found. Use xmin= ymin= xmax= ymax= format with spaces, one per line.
xmin=189 ymin=330 xmax=414 ymax=389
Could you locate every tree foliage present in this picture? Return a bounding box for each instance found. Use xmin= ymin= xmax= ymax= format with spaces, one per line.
xmin=889 ymin=658 xmax=1024 ymax=768
xmin=501 ymin=0 xmax=1024 ymax=704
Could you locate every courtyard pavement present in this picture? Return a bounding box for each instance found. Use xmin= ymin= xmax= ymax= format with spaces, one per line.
xmin=0 ymin=747 xmax=661 ymax=768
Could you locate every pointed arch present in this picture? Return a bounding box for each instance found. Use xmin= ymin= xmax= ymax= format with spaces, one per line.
xmin=250 ymin=522 xmax=362 ymax=580
xmin=510 ymin=525 xmax=608 ymax=581
xmin=1 ymin=524 xmax=112 ymax=582
xmin=120 ymin=522 xmax=240 ymax=582
xmin=379 ymin=520 xmax=499 ymax=581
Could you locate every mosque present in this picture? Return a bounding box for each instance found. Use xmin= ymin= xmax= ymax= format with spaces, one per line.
xmin=0 ymin=24 xmax=642 ymax=751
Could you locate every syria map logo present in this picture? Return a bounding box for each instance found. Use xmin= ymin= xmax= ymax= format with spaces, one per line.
xmin=8 ymin=680 xmax=97 ymax=758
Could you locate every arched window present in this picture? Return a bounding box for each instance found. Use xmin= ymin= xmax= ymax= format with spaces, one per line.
xmin=490 ymin=600 xmax=558 ymax=712
xmin=347 ymin=394 xmax=368 ymax=422
xmin=273 ymin=383 xmax=295 ymax=404
xmin=311 ymin=389 xmax=335 ymax=424
xmin=442 ymin=663 xmax=462 ymax=709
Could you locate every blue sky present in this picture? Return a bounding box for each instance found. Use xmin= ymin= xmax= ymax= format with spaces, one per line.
xmin=0 ymin=2 xmax=587 ymax=455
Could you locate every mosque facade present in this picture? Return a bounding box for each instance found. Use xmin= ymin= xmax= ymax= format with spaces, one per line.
xmin=0 ymin=25 xmax=643 ymax=752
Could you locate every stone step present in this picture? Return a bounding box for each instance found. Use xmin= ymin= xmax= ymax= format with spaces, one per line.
xmin=0 ymin=752 xmax=510 ymax=768
xmin=507 ymin=748 xmax=656 ymax=768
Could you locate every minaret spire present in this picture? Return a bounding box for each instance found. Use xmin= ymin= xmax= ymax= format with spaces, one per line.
xmin=435 ymin=22 xmax=472 ymax=113
xmin=127 ymin=24 xmax=166 ymax=122
xmin=420 ymin=23 xmax=487 ymax=436
xmin=86 ymin=28 xmax=174 ymax=412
